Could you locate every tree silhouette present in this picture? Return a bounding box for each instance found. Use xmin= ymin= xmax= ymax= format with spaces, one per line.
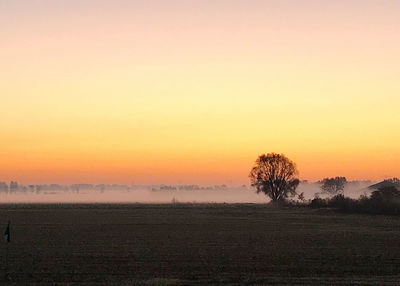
xmin=249 ymin=153 xmax=300 ymax=202
xmin=320 ymin=177 xmax=347 ymax=196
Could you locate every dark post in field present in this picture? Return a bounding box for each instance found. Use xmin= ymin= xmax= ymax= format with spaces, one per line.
xmin=4 ymin=221 xmax=10 ymax=280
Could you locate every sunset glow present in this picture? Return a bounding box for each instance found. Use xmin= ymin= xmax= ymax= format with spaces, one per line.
xmin=1 ymin=0 xmax=399 ymax=184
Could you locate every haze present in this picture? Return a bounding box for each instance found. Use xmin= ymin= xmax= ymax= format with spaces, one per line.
xmin=1 ymin=0 xmax=400 ymax=186
xmin=0 ymin=182 xmax=372 ymax=204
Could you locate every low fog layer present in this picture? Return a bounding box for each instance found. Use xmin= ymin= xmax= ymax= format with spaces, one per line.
xmin=297 ymin=181 xmax=373 ymax=200
xmin=0 ymin=182 xmax=374 ymax=204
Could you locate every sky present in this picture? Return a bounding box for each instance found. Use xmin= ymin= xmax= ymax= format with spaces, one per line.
xmin=1 ymin=0 xmax=399 ymax=185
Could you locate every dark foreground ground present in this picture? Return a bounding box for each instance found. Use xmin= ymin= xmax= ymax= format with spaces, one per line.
xmin=0 ymin=204 xmax=399 ymax=285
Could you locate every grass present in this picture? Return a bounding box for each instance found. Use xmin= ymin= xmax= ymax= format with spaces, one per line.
xmin=0 ymin=203 xmax=399 ymax=285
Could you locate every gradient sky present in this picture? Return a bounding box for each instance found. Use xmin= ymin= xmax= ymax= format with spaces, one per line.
xmin=1 ymin=0 xmax=399 ymax=184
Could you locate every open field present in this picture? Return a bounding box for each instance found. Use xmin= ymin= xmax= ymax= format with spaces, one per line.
xmin=0 ymin=204 xmax=399 ymax=285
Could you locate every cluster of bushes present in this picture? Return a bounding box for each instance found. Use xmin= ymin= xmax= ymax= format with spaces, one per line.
xmin=310 ymin=186 xmax=400 ymax=215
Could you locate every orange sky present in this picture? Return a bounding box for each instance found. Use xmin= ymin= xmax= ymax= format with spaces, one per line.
xmin=1 ymin=0 xmax=399 ymax=184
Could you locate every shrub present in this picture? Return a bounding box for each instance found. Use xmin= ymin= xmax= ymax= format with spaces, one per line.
xmin=310 ymin=197 xmax=327 ymax=208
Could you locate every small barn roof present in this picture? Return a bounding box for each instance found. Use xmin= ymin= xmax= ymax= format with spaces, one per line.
xmin=368 ymin=179 xmax=400 ymax=190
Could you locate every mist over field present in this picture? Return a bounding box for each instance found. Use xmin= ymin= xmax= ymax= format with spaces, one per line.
xmin=0 ymin=181 xmax=374 ymax=204
xmin=297 ymin=180 xmax=373 ymax=199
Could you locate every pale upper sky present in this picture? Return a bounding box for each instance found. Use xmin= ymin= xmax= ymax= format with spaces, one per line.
xmin=1 ymin=0 xmax=399 ymax=184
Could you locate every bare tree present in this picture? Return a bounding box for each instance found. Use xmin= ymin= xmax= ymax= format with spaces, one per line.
xmin=320 ymin=177 xmax=347 ymax=196
xmin=249 ymin=153 xmax=300 ymax=202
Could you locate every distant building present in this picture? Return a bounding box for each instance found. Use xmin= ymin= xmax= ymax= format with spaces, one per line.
xmin=368 ymin=178 xmax=400 ymax=191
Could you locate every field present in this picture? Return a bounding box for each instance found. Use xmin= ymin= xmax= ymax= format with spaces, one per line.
xmin=0 ymin=204 xmax=399 ymax=285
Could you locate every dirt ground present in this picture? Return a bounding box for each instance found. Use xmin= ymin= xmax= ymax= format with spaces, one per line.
xmin=0 ymin=203 xmax=399 ymax=285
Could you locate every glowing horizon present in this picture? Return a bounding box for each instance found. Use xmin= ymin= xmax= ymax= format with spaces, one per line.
xmin=1 ymin=0 xmax=399 ymax=185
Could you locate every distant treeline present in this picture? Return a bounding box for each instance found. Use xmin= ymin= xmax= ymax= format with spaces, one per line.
xmin=153 ymin=184 xmax=248 ymax=191
xmin=307 ymin=185 xmax=400 ymax=215
xmin=0 ymin=182 xmax=248 ymax=193
xmin=283 ymin=178 xmax=400 ymax=215
xmin=0 ymin=182 xmax=142 ymax=193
